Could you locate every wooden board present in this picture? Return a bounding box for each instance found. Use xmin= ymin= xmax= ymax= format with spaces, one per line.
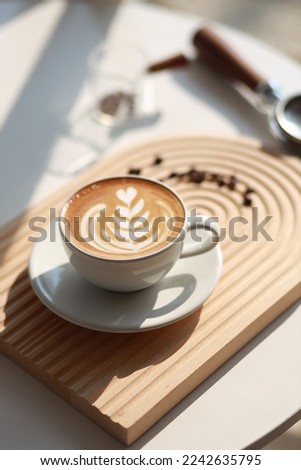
xmin=1 ymin=135 xmax=300 ymax=445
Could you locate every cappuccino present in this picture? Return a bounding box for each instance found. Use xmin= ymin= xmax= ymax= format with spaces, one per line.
xmin=61 ymin=177 xmax=185 ymax=260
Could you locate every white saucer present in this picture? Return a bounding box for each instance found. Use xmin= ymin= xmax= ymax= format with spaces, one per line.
xmin=29 ymin=222 xmax=222 ymax=333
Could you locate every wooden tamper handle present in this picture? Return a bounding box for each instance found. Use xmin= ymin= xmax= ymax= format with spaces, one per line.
xmin=193 ymin=27 xmax=267 ymax=90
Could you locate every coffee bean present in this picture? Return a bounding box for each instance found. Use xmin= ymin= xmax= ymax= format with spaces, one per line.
xmin=168 ymin=172 xmax=179 ymax=178
xmin=153 ymin=155 xmax=163 ymax=165
xmin=128 ymin=168 xmax=141 ymax=175
xmin=243 ymin=196 xmax=252 ymax=207
xmin=208 ymin=173 xmax=218 ymax=182
xmin=245 ymin=186 xmax=255 ymax=194
xmin=187 ymin=169 xmax=205 ymax=183
xmin=136 ymin=155 xmax=256 ymax=207
xmin=217 ymin=175 xmax=226 ymax=187
xmin=228 ymin=175 xmax=237 ymax=190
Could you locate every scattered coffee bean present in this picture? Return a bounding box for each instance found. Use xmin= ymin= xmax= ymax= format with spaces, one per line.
xmin=128 ymin=168 xmax=141 ymax=175
xmin=243 ymin=196 xmax=252 ymax=207
xmin=227 ymin=175 xmax=238 ymax=190
xmin=187 ymin=169 xmax=206 ymax=183
xmin=245 ymin=186 xmax=255 ymax=194
xmin=153 ymin=155 xmax=163 ymax=165
xmin=217 ymin=175 xmax=226 ymax=187
xmin=128 ymin=156 xmax=255 ymax=207
xmin=168 ymin=171 xmax=179 ymax=178
xmin=206 ymin=172 xmax=219 ymax=182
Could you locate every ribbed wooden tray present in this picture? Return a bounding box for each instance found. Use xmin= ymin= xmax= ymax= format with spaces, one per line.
xmin=1 ymin=136 xmax=300 ymax=445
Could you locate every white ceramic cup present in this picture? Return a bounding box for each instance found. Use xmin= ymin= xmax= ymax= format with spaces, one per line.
xmin=59 ymin=176 xmax=220 ymax=292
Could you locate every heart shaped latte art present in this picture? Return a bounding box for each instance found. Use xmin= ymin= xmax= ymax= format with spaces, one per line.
xmin=116 ymin=187 xmax=137 ymax=204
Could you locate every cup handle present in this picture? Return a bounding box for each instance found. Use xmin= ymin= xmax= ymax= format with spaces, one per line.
xmin=180 ymin=214 xmax=220 ymax=257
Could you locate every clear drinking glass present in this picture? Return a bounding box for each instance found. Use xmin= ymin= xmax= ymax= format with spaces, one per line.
xmin=88 ymin=43 xmax=149 ymax=126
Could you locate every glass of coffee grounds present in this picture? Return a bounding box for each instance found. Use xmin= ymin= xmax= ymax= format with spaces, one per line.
xmin=88 ymin=43 xmax=149 ymax=126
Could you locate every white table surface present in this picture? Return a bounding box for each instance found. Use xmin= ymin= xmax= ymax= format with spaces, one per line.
xmin=1 ymin=1 xmax=300 ymax=450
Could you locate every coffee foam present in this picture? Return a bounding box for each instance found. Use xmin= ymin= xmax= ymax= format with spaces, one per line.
xmin=63 ymin=178 xmax=185 ymax=259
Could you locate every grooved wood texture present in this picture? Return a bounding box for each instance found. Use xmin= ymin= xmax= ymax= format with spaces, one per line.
xmin=1 ymin=136 xmax=300 ymax=445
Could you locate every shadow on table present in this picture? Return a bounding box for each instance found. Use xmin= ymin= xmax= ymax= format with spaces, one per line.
xmin=260 ymin=414 xmax=301 ymax=450
xmin=171 ymin=59 xmax=273 ymax=142
xmin=131 ymin=301 xmax=299 ymax=449
xmin=0 ymin=0 xmax=35 ymax=26
xmin=52 ymin=107 xmax=161 ymax=176
xmin=2 ymin=266 xmax=201 ymax=443
xmin=0 ymin=1 xmax=123 ymax=263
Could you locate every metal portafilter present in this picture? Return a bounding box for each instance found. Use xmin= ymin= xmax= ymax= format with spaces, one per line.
xmin=148 ymin=27 xmax=301 ymax=152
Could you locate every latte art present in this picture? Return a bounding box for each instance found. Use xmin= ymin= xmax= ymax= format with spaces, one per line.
xmin=63 ymin=177 xmax=185 ymax=259
xmin=79 ymin=187 xmax=171 ymax=254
